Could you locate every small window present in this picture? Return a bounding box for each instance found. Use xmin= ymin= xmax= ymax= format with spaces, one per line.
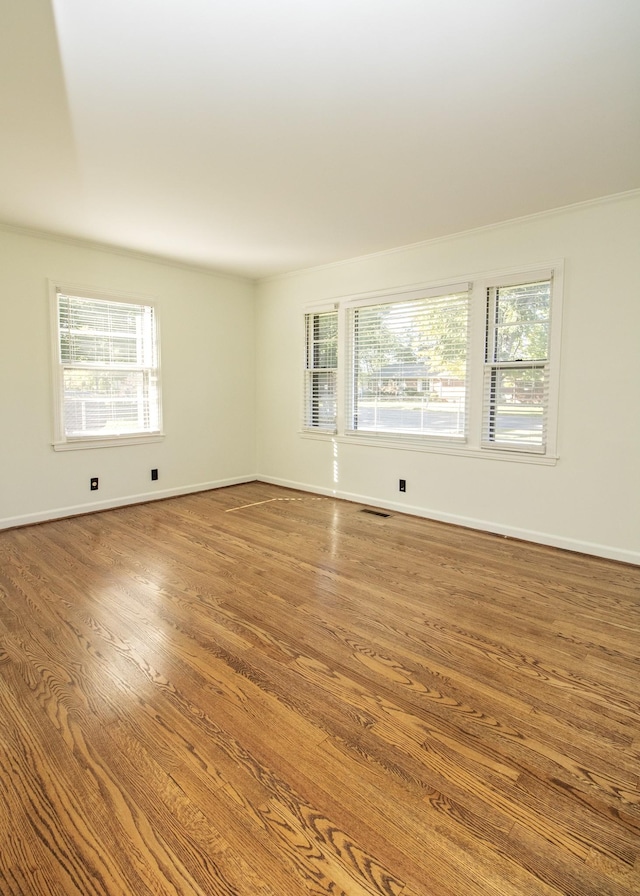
xmin=51 ymin=285 xmax=162 ymax=449
xmin=482 ymin=277 xmax=551 ymax=452
xmin=303 ymin=310 xmax=338 ymax=432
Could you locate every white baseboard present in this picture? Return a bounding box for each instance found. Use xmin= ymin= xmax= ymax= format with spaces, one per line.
xmin=257 ymin=475 xmax=640 ymax=566
xmin=4 ymin=473 xmax=637 ymax=566
xmin=0 ymin=475 xmax=257 ymax=531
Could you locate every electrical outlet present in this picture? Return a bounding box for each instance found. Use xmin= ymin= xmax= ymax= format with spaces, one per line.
xmin=151 ymin=468 xmax=158 ymax=481
xmin=399 ymin=479 xmax=406 ymax=492
xmin=90 ymin=477 xmax=99 ymax=491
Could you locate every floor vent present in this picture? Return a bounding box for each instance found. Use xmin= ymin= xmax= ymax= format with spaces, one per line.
xmin=361 ymin=509 xmax=392 ymax=518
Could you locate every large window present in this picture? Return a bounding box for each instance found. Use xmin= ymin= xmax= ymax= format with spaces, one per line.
xmin=51 ymin=285 xmax=162 ymax=449
xmin=346 ymin=286 xmax=469 ymax=440
xmin=303 ymin=309 xmax=338 ymax=432
xmin=482 ymin=277 xmax=552 ymax=452
xmin=302 ymin=264 xmax=561 ymax=462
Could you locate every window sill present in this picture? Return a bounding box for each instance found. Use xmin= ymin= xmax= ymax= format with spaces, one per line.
xmin=53 ymin=433 xmax=165 ymax=451
xmin=299 ymin=430 xmax=557 ymax=465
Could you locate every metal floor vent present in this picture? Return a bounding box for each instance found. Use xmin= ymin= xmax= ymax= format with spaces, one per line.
xmin=360 ymin=508 xmax=392 ymax=518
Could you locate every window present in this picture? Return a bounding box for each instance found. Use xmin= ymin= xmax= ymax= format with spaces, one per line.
xmin=302 ymin=264 xmax=561 ymax=462
xmin=346 ymin=285 xmax=469 ymax=441
xmin=51 ymin=285 xmax=162 ymax=449
xmin=303 ymin=309 xmax=338 ymax=432
xmin=482 ymin=277 xmax=552 ymax=452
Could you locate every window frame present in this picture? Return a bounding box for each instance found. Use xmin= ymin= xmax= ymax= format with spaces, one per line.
xmin=344 ymin=282 xmax=471 ymax=445
xmin=479 ymin=267 xmax=561 ymax=458
xmin=300 ymin=263 xmax=563 ymax=464
xmin=49 ymin=281 xmax=164 ymax=451
xmin=302 ymin=305 xmax=338 ymax=434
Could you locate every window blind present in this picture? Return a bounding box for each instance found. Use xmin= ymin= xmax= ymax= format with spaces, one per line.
xmin=303 ymin=310 xmax=337 ymax=431
xmin=56 ymin=291 xmax=160 ymax=440
xmin=482 ymin=279 xmax=551 ymax=451
xmin=346 ymin=288 xmax=469 ymax=439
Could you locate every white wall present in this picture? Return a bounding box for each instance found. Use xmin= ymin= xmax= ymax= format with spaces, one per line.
xmin=0 ymin=228 xmax=256 ymax=528
xmin=3 ymin=195 xmax=638 ymax=563
xmin=256 ymin=192 xmax=640 ymax=565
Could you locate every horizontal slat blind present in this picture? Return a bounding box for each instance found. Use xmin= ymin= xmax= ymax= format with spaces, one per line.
xmin=482 ymin=362 xmax=549 ymax=450
xmin=303 ymin=310 xmax=337 ymax=432
xmin=482 ymin=279 xmax=551 ymax=451
xmin=57 ymin=291 xmax=160 ymax=439
xmin=346 ymin=289 xmax=469 ymax=439
xmin=58 ymin=294 xmax=156 ymax=367
xmin=303 ymin=370 xmax=337 ymax=430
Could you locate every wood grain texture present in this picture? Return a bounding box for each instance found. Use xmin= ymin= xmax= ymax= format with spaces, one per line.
xmin=0 ymin=482 xmax=638 ymax=895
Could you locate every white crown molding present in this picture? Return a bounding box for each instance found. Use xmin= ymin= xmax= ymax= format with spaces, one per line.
xmin=0 ymin=221 xmax=254 ymax=284
xmin=261 ymin=188 xmax=640 ymax=284
xmin=2 ymin=188 xmax=639 ymax=287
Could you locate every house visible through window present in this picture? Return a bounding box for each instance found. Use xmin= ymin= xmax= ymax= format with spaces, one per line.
xmin=346 ymin=286 xmax=469 ymax=440
xmin=51 ymin=285 xmax=162 ymax=449
xmin=302 ymin=265 xmax=561 ymax=462
xmin=303 ymin=309 xmax=338 ymax=432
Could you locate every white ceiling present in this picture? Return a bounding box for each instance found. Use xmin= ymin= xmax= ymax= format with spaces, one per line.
xmin=2 ymin=0 xmax=639 ymax=279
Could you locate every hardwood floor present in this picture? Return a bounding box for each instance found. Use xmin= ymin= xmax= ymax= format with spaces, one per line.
xmin=0 ymin=482 xmax=638 ymax=895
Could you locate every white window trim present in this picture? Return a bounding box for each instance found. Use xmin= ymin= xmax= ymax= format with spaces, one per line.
xmin=476 ymin=264 xmax=563 ymax=459
xmin=300 ymin=262 xmax=563 ymax=464
xmin=343 ymin=281 xmax=471 ymax=445
xmin=301 ymin=302 xmax=339 ymax=434
xmin=49 ymin=280 xmax=164 ymax=451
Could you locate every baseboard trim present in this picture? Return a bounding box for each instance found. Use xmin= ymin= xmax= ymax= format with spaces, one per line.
xmin=0 ymin=475 xmax=257 ymax=531
xmin=4 ymin=474 xmax=637 ymax=566
xmin=257 ymin=475 xmax=640 ymax=566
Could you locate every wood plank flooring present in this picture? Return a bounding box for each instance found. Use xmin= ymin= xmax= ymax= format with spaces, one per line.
xmin=0 ymin=482 xmax=638 ymax=895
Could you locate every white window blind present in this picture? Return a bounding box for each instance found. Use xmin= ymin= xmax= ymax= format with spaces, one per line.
xmin=54 ymin=290 xmax=161 ymax=444
xmin=346 ymin=288 xmax=469 ymax=440
xmin=482 ymin=278 xmax=551 ymax=452
xmin=303 ymin=310 xmax=337 ymax=432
